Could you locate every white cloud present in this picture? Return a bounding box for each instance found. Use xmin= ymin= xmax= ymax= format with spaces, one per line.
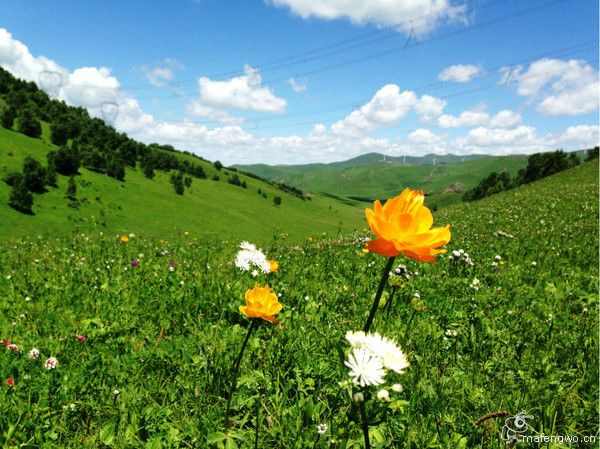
xmin=438 ymin=109 xmax=489 ymax=128
xmin=268 ymin=0 xmax=466 ymax=34
xmin=508 ymin=58 xmax=599 ymax=116
xmin=331 ymin=84 xmax=416 ymax=136
xmin=488 ymin=110 xmax=522 ymax=129
xmin=288 ymin=77 xmax=307 ymax=93
xmin=187 ymin=101 xmax=244 ymax=125
xmin=408 ymin=128 xmax=442 ymax=144
xmin=414 ymin=95 xmax=446 ymax=121
xmin=550 ymin=125 xmax=599 ymax=146
xmin=438 ymin=64 xmax=483 ymax=83
xmin=0 ymin=27 xmax=596 ymax=166
xmin=456 ymin=125 xmax=538 ymax=148
xmin=198 ymin=65 xmax=287 ymax=113
xmin=438 ymin=107 xmax=521 ymax=129
xmin=139 ymin=58 xmax=184 ymax=88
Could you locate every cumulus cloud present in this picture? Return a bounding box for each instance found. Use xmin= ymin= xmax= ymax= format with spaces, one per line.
xmin=139 ymin=58 xmax=184 ymax=88
xmin=438 ymin=64 xmax=483 ymax=83
xmin=329 ymin=85 xmax=446 ymax=136
xmin=268 ymin=0 xmax=466 ymax=34
xmin=187 ymin=101 xmax=244 ymax=125
xmin=506 ymin=58 xmax=599 ymax=116
xmin=0 ymin=27 xmax=596 ymax=165
xmin=438 ymin=108 xmax=521 ymax=129
xmin=198 ymin=65 xmax=287 ymax=113
xmin=414 ymin=95 xmax=447 ymax=121
xmin=331 ymin=85 xmax=416 ymax=136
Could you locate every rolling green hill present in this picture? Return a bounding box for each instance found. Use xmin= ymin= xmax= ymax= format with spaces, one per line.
xmin=236 ymin=153 xmax=529 ymax=208
xmin=0 ymin=126 xmax=364 ymax=243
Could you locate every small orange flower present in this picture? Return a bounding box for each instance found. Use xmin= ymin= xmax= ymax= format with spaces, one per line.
xmin=120 ymin=235 xmax=129 ymax=244
xmin=268 ymin=260 xmax=279 ymax=273
xmin=365 ymin=188 xmax=451 ymax=262
xmin=240 ymin=284 xmax=282 ymax=323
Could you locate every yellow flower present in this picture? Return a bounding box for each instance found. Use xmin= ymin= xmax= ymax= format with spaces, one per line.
xmin=365 ymin=188 xmax=451 ymax=262
xmin=268 ymin=260 xmax=279 ymax=273
xmin=362 ymin=248 xmax=370 ymax=254
xmin=240 ymin=285 xmax=282 ymax=323
xmin=120 ymin=235 xmax=129 ymax=244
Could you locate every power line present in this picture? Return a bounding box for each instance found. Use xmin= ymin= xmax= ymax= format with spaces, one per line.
xmin=150 ymin=42 xmax=598 ymax=129
xmin=62 ymin=0 xmax=575 ymax=94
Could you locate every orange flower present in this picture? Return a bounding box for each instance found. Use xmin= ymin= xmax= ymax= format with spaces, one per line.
xmin=240 ymin=284 xmax=282 ymax=323
xmin=365 ymin=188 xmax=451 ymax=262
xmin=268 ymin=260 xmax=279 ymax=273
xmin=120 ymin=235 xmax=129 ymax=244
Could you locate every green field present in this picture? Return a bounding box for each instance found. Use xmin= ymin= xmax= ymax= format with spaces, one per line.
xmin=0 ymin=161 xmax=597 ymax=448
xmin=235 ymin=153 xmax=530 ymax=208
xmin=0 ymin=126 xmax=364 ymax=243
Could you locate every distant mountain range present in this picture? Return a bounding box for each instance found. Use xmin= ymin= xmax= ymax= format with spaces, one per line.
xmin=234 ymin=152 xmax=531 ymax=208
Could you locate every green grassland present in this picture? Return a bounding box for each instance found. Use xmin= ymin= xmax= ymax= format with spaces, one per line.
xmin=0 ymin=126 xmax=364 ymax=243
xmin=0 ymin=161 xmax=597 ymax=448
xmin=236 ymin=154 xmax=529 ymax=208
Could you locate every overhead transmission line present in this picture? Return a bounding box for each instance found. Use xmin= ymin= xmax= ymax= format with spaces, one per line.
xmin=152 ymin=41 xmax=597 ymax=129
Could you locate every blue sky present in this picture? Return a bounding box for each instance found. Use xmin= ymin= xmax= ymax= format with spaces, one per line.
xmin=0 ymin=0 xmax=598 ymax=164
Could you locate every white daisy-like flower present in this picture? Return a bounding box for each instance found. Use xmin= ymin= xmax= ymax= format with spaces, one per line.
xmin=345 ymin=330 xmax=369 ymax=348
xmin=235 ymin=241 xmax=271 ymax=273
xmin=239 ymin=241 xmax=257 ymax=251
xmin=317 ymin=423 xmax=328 ymax=435
xmin=345 ymin=347 xmax=385 ymax=387
xmin=44 ymin=357 xmax=58 ymax=370
xmin=365 ymin=334 xmax=409 ymax=374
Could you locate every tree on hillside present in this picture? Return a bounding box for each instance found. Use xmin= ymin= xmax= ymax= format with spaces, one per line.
xmin=81 ymin=148 xmax=106 ymax=173
xmin=22 ymin=156 xmax=47 ymax=193
xmin=140 ymin=156 xmax=155 ymax=179
xmin=50 ymin=121 xmax=69 ymax=146
xmin=273 ymin=196 xmax=282 ymax=206
xmin=45 ymin=165 xmax=57 ymax=187
xmin=106 ymin=155 xmax=126 ymax=181
xmin=585 ymin=146 xmax=599 ymax=161
xmin=47 ymin=147 xmax=80 ymax=176
xmin=170 ymin=171 xmax=184 ymax=195
xmin=1 ymin=107 xmax=16 ymax=129
xmin=214 ymin=160 xmax=223 ymax=171
xmin=8 ymin=178 xmax=33 ymax=214
xmin=17 ymin=108 xmax=42 ymax=138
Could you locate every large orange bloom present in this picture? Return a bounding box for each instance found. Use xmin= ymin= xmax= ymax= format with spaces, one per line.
xmin=239 ymin=284 xmax=282 ymax=323
xmin=365 ymin=188 xmax=451 ymax=262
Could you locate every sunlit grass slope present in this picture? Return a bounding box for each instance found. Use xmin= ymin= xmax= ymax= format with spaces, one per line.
xmin=0 ymin=127 xmax=364 ymax=243
xmin=0 ymin=160 xmax=596 ymax=447
xmin=236 ymin=154 xmax=529 ymax=207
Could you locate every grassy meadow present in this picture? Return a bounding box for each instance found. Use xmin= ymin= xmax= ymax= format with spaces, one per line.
xmin=0 ymin=126 xmax=364 ymax=243
xmin=235 ymin=154 xmax=529 ymax=208
xmin=0 ymin=160 xmax=597 ymax=447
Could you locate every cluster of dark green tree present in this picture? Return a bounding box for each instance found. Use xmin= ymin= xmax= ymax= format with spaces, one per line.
xmin=0 ymin=68 xmax=209 ymax=193
xmin=463 ymin=149 xmax=596 ymax=202
xmin=4 ymin=156 xmax=55 ymax=213
xmin=0 ymin=67 xmax=304 ymax=207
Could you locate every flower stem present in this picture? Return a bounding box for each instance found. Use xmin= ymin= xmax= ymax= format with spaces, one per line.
xmin=224 ymin=319 xmax=258 ymax=429
xmin=363 ymin=256 xmax=396 ymax=333
xmin=359 ymin=400 xmax=371 ymax=449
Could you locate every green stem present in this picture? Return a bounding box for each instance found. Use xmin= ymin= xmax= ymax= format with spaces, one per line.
xmin=254 ymin=386 xmax=263 ymax=449
xmin=363 ymin=257 xmax=396 ymax=333
xmin=224 ymin=320 xmax=258 ymax=429
xmin=359 ymin=400 xmax=371 ymax=449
